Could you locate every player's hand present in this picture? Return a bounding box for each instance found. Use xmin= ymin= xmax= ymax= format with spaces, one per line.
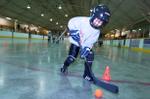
xmin=80 ymin=47 xmax=90 ymax=59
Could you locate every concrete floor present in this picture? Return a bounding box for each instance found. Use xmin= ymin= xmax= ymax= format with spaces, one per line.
xmin=0 ymin=38 xmax=150 ymax=99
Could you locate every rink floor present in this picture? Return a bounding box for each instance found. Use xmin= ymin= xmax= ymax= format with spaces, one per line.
xmin=0 ymin=38 xmax=150 ymax=99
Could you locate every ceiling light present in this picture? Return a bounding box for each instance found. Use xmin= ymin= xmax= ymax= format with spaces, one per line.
xmin=132 ymin=30 xmax=136 ymax=32
xmin=27 ymin=5 xmax=31 ymax=9
xmin=56 ymin=22 xmax=58 ymax=25
xmin=60 ymin=25 xmax=63 ymax=28
xmin=6 ymin=17 xmax=11 ymax=20
xmin=41 ymin=13 xmax=44 ymax=17
xmin=65 ymin=14 xmax=68 ymax=17
xmin=49 ymin=18 xmax=53 ymax=22
xmin=58 ymin=5 xmax=62 ymax=9
xmin=90 ymin=9 xmax=93 ymax=12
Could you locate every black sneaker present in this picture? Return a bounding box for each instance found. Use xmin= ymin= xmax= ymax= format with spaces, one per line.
xmin=60 ymin=65 xmax=68 ymax=74
xmin=83 ymin=75 xmax=94 ymax=82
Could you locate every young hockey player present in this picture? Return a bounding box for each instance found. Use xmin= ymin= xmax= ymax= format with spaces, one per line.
xmin=61 ymin=4 xmax=111 ymax=82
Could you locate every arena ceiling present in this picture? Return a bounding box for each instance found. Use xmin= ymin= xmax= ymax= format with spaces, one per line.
xmin=0 ymin=0 xmax=150 ymax=32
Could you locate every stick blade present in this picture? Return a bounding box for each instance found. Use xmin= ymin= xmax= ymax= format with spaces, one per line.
xmin=94 ymin=78 xmax=119 ymax=93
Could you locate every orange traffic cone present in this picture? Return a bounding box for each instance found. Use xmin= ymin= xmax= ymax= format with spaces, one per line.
xmin=102 ymin=66 xmax=111 ymax=81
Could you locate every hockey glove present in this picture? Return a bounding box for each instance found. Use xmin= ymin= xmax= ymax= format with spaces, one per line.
xmin=69 ymin=30 xmax=80 ymax=44
xmin=80 ymin=47 xmax=91 ymax=59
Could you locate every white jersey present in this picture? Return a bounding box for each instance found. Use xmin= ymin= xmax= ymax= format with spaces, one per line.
xmin=68 ymin=16 xmax=100 ymax=49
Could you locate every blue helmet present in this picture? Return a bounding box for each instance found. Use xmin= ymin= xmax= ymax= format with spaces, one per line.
xmin=90 ymin=4 xmax=111 ymax=28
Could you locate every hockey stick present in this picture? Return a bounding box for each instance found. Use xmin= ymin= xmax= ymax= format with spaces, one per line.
xmin=78 ymin=40 xmax=119 ymax=93
xmin=55 ymin=28 xmax=67 ymax=43
xmin=62 ymin=57 xmax=119 ymax=93
xmin=74 ymin=41 xmax=119 ymax=93
xmin=61 ymin=59 xmax=119 ymax=93
xmin=93 ymin=76 xmax=119 ymax=93
xmin=84 ymin=58 xmax=119 ymax=93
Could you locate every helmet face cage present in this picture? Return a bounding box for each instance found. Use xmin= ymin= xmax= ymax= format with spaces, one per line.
xmin=90 ymin=4 xmax=111 ymax=26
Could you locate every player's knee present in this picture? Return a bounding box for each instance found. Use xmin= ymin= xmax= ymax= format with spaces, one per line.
xmin=66 ymin=55 xmax=76 ymax=64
